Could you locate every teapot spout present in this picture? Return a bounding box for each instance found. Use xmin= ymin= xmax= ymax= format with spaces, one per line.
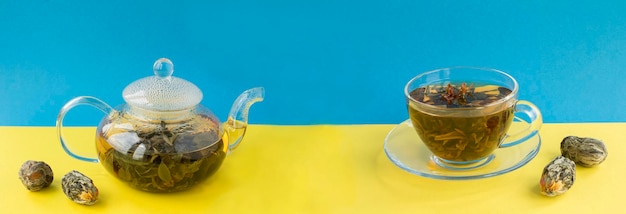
xmin=225 ymin=87 xmax=265 ymax=151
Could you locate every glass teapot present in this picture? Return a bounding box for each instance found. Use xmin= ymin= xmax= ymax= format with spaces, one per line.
xmin=56 ymin=58 xmax=264 ymax=192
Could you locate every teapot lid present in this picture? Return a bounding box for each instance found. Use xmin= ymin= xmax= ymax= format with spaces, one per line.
xmin=122 ymin=58 xmax=202 ymax=111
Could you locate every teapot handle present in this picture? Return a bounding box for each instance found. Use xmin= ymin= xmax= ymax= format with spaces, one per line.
xmin=56 ymin=96 xmax=114 ymax=163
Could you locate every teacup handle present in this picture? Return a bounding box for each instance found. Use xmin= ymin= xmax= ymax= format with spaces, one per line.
xmin=499 ymin=100 xmax=543 ymax=148
xmin=56 ymin=96 xmax=114 ymax=163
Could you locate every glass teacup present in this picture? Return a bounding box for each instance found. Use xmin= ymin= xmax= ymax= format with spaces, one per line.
xmin=405 ymin=67 xmax=542 ymax=170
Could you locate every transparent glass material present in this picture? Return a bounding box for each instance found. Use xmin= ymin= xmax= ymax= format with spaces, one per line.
xmin=384 ymin=119 xmax=541 ymax=180
xmin=56 ymin=58 xmax=264 ymax=192
xmin=122 ymin=58 xmax=203 ymax=112
xmin=385 ymin=67 xmax=542 ymax=179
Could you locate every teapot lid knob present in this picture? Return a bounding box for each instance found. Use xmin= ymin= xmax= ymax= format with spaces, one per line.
xmin=153 ymin=58 xmax=174 ymax=79
xmin=122 ymin=58 xmax=203 ymax=111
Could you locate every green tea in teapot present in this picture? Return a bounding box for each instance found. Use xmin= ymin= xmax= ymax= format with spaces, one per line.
xmin=56 ymin=58 xmax=264 ymax=193
xmin=407 ymin=83 xmax=514 ymax=162
xmin=96 ymin=113 xmax=235 ymax=192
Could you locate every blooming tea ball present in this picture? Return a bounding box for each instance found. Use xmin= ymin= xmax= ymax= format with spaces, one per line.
xmin=540 ymin=156 xmax=576 ymax=197
xmin=61 ymin=170 xmax=99 ymax=205
xmin=18 ymin=160 xmax=54 ymax=191
xmin=560 ymin=136 xmax=608 ymax=167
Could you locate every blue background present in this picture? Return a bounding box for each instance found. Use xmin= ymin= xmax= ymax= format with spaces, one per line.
xmin=1 ymin=1 xmax=625 ymax=126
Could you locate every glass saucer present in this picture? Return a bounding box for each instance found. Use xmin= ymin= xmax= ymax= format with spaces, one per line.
xmin=383 ymin=119 xmax=541 ymax=180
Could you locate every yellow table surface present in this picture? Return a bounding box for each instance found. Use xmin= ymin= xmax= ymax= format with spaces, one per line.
xmin=0 ymin=123 xmax=623 ymax=213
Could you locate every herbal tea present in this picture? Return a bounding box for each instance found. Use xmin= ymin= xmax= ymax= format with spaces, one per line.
xmin=96 ymin=113 xmax=229 ymax=192
xmin=407 ymin=83 xmax=514 ymax=162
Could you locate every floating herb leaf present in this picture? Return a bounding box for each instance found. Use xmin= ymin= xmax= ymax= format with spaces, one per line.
xmin=158 ymin=162 xmax=172 ymax=182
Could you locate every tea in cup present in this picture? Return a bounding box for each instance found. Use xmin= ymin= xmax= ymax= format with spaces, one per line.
xmin=404 ymin=67 xmax=542 ymax=169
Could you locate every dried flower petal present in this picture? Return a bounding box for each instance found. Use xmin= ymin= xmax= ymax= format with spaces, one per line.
xmin=561 ymin=136 xmax=608 ymax=167
xmin=540 ymin=156 xmax=576 ymax=197
xmin=18 ymin=160 xmax=53 ymax=191
xmin=61 ymin=170 xmax=99 ymax=205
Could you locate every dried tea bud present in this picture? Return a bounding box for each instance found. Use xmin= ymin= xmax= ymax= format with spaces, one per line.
xmin=18 ymin=160 xmax=54 ymax=191
xmin=540 ymin=156 xmax=576 ymax=197
xmin=61 ymin=170 xmax=99 ymax=205
xmin=560 ymin=136 xmax=608 ymax=167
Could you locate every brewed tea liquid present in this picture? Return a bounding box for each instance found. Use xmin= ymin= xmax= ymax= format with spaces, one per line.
xmin=409 ymin=83 xmax=512 ymax=108
xmin=408 ymin=83 xmax=514 ymax=162
xmin=96 ymin=113 xmax=228 ymax=192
